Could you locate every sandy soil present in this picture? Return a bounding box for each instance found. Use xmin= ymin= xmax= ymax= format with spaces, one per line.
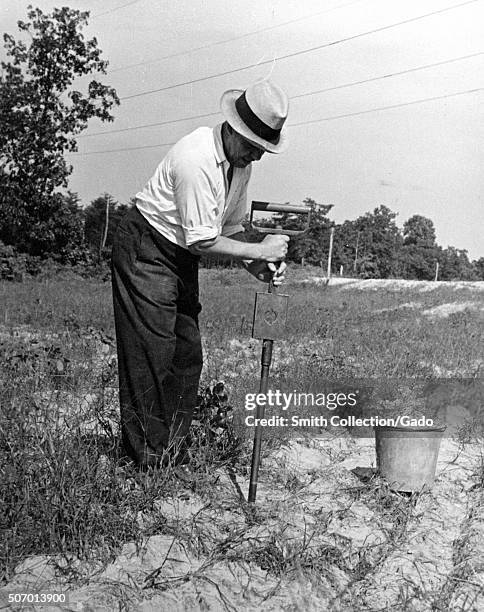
xmin=1 ymin=436 xmax=482 ymax=611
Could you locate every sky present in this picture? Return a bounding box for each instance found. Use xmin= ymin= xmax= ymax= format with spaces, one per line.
xmin=1 ymin=0 xmax=483 ymax=259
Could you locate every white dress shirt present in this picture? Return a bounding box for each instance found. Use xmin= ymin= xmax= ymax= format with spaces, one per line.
xmin=135 ymin=123 xmax=252 ymax=249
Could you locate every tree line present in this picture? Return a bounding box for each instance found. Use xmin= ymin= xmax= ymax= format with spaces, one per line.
xmin=280 ymin=199 xmax=483 ymax=281
xmin=1 ymin=7 xmax=482 ymax=281
xmin=5 ymin=188 xmax=484 ymax=281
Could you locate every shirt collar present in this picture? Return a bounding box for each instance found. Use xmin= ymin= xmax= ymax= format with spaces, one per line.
xmin=213 ymin=123 xmax=228 ymax=166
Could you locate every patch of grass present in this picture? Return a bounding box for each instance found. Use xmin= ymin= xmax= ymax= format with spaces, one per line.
xmin=1 ymin=383 xmax=165 ymax=582
xmin=0 ymin=277 xmax=114 ymax=332
xmin=0 ymin=318 xmax=243 ymax=584
xmin=200 ymin=269 xmax=483 ymax=379
xmin=0 ymin=382 xmax=243 ymax=584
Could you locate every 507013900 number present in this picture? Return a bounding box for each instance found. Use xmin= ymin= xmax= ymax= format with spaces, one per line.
xmin=8 ymin=593 xmax=67 ymax=604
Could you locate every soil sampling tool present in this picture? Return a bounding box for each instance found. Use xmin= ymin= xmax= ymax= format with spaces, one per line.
xmin=248 ymin=201 xmax=311 ymax=504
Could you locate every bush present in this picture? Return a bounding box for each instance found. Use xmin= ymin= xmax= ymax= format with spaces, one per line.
xmin=0 ymin=241 xmax=112 ymax=282
xmin=0 ymin=241 xmax=43 ymax=281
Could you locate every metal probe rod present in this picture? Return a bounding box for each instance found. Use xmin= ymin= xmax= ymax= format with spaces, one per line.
xmin=248 ymin=281 xmax=275 ymax=504
xmin=247 ymin=201 xmax=311 ymax=506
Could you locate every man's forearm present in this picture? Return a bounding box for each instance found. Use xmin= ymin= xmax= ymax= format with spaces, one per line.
xmin=228 ymin=232 xmax=253 ymax=266
xmin=189 ymin=233 xmax=262 ymax=260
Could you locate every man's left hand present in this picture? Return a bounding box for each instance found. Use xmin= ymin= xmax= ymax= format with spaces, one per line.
xmin=246 ymin=261 xmax=287 ymax=286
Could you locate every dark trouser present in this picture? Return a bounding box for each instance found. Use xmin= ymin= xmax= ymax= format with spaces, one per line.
xmin=111 ymin=207 xmax=203 ymax=467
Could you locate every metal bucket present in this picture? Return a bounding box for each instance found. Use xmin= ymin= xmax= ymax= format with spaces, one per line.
xmin=374 ymin=426 xmax=446 ymax=492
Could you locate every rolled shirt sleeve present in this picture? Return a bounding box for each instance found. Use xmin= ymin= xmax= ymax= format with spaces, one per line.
xmin=172 ymin=158 xmax=221 ymax=246
xmin=222 ymin=222 xmax=246 ymax=237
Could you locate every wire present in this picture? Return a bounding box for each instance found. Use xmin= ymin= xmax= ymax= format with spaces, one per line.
xmin=71 ymin=141 xmax=177 ymax=156
xmin=78 ymin=111 xmax=221 ymax=139
xmin=291 ymin=51 xmax=483 ymax=101
xmin=288 ymin=87 xmax=484 ymax=128
xmin=71 ymin=87 xmax=484 ymax=155
xmin=91 ymin=0 xmax=145 ymax=19
xmin=108 ymin=0 xmax=367 ymax=74
xmin=119 ymin=0 xmax=478 ymax=101
xmin=78 ymin=52 xmax=483 ymax=138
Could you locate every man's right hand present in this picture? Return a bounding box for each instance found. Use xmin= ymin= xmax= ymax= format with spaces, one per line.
xmin=259 ymin=234 xmax=289 ymax=261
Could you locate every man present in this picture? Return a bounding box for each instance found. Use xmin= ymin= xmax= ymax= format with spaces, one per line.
xmin=111 ymin=79 xmax=290 ymax=468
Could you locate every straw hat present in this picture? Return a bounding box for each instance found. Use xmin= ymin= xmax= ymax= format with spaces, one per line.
xmin=220 ymin=80 xmax=289 ymax=153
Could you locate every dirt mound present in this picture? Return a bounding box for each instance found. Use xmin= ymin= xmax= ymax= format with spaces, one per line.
xmin=302 ymin=277 xmax=484 ymax=293
xmin=422 ymin=301 xmax=484 ymax=318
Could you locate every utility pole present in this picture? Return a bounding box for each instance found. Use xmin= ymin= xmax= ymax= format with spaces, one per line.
xmin=327 ymin=226 xmax=335 ymax=278
xmin=353 ymin=231 xmax=360 ymax=273
xmin=99 ymin=197 xmax=110 ymax=259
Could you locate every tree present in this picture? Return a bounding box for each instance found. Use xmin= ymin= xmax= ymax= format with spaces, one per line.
xmin=473 ymin=257 xmax=484 ymax=281
xmin=399 ymin=245 xmax=441 ymax=280
xmin=30 ymin=191 xmax=86 ymax=262
xmin=400 ymin=215 xmax=439 ymax=280
xmin=403 ymin=215 xmax=436 ymax=247
xmin=0 ymin=5 xmax=119 ymax=258
xmin=345 ymin=205 xmax=402 ymax=278
xmin=438 ymin=246 xmax=477 ymax=281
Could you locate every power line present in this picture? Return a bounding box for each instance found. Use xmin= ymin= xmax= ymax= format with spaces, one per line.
xmin=291 ymin=51 xmax=483 ymax=101
xmin=91 ymin=0 xmax=144 ymax=20
xmin=288 ymin=87 xmax=484 ymax=129
xmin=71 ymin=141 xmax=177 ymax=156
xmin=71 ymin=87 xmax=484 ymax=156
xmin=78 ymin=111 xmax=221 ymax=139
xmin=78 ymin=52 xmax=483 ymax=139
xmin=108 ymin=0 xmax=367 ymax=74
xmin=119 ymin=0 xmax=478 ymax=102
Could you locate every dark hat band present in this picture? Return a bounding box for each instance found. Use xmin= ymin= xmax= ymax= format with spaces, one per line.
xmin=234 ymin=92 xmax=281 ymax=144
